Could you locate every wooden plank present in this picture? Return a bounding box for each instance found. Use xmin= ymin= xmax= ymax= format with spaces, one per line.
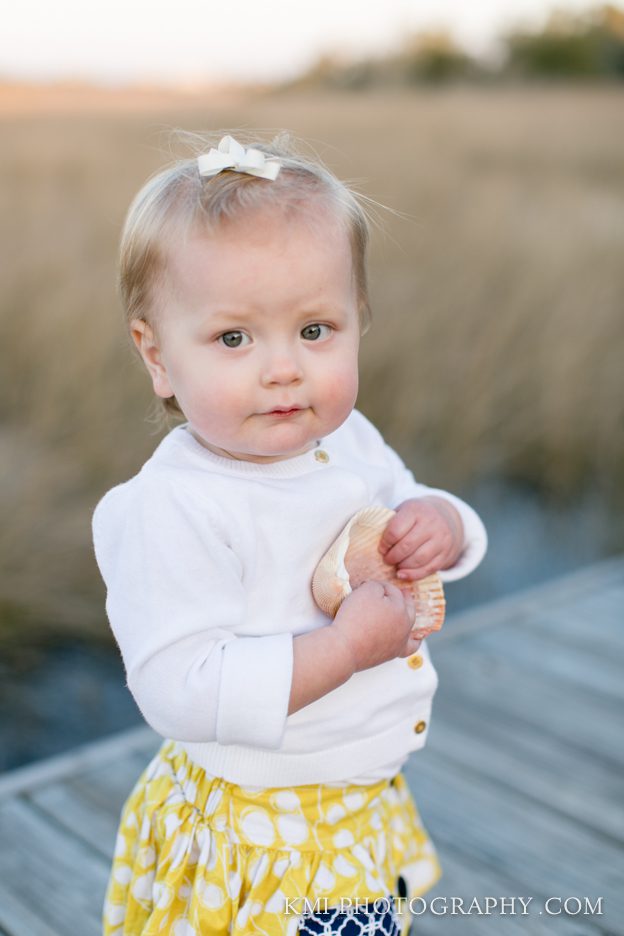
xmin=439 ymin=591 xmax=624 ymax=661
xmin=0 ymin=885 xmax=63 ymax=936
xmin=433 ymin=557 xmax=624 ymax=646
xmin=0 ymin=798 xmax=109 ymax=936
xmin=434 ymin=617 xmax=624 ymax=702
xmin=29 ymin=782 xmax=120 ymax=862
xmin=405 ymin=751 xmax=623 ymax=920
xmin=426 ymin=700 xmax=624 ymax=842
xmin=71 ymin=749 xmax=155 ymax=814
xmin=414 ymin=849 xmax=605 ymax=936
xmin=29 ymin=750 xmax=153 ymax=857
xmin=428 ymin=648 xmax=624 ymax=770
xmin=521 ymin=600 xmax=624 ymax=663
xmin=0 ymin=725 xmax=157 ymax=799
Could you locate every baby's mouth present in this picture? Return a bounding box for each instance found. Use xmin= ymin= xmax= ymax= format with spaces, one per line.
xmin=265 ymin=406 xmax=303 ymax=417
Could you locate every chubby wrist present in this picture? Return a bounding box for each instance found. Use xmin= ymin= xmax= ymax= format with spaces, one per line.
xmin=289 ymin=623 xmax=356 ymax=715
xmin=327 ymin=623 xmax=358 ymax=680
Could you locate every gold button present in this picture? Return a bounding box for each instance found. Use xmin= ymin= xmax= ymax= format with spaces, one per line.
xmin=414 ymin=720 xmax=427 ymax=734
xmin=407 ymin=654 xmax=424 ymax=669
xmin=314 ymin=449 xmax=330 ymax=463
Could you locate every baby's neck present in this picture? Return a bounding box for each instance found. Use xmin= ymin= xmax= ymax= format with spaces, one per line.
xmin=187 ymin=429 xmax=319 ymax=464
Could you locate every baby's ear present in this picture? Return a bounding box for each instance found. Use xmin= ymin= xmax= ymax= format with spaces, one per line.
xmin=130 ymin=319 xmax=175 ymax=399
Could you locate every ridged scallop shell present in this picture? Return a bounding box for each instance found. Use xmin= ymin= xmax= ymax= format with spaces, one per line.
xmin=312 ymin=505 xmax=445 ymax=639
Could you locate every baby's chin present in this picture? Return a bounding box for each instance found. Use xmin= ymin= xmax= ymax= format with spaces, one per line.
xmin=192 ymin=407 xmax=354 ymax=462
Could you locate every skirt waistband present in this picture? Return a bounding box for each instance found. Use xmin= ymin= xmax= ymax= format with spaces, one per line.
xmin=151 ymin=740 xmax=395 ymax=852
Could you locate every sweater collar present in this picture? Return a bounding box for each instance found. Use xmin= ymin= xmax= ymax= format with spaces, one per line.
xmin=168 ymin=424 xmax=335 ymax=479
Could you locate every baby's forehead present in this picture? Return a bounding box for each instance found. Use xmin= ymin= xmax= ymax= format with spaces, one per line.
xmin=144 ymin=185 xmax=365 ymax=337
xmin=203 ymin=198 xmax=349 ymax=244
xmin=165 ymin=202 xmax=351 ymax=273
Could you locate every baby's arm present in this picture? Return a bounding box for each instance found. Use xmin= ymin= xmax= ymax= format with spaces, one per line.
xmin=93 ymin=476 xmax=294 ymax=750
xmin=288 ymin=580 xmax=419 ymax=715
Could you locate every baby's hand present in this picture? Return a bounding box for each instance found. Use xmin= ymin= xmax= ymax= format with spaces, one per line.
xmin=332 ymin=580 xmax=421 ymax=673
xmin=378 ymin=496 xmax=464 ymax=582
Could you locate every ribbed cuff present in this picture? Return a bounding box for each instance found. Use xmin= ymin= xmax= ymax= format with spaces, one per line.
xmin=430 ymin=491 xmax=488 ymax=582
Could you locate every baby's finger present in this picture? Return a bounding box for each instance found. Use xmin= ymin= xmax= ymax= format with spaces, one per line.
xmin=381 ymin=580 xmax=409 ymax=605
xmin=384 ymin=531 xmax=432 ymax=567
xmin=379 ymin=511 xmax=417 ymax=555
xmin=356 ymin=580 xmax=390 ymax=599
xmin=360 ymin=579 xmax=403 ymax=603
xmin=397 ymin=540 xmax=443 ymax=567
xmin=397 ymin=549 xmax=446 ymax=581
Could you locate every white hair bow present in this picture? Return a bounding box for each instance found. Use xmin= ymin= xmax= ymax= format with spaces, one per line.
xmin=197 ymin=135 xmax=281 ymax=181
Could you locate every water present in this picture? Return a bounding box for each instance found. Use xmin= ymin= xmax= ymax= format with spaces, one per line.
xmin=444 ymin=476 xmax=618 ymax=615
xmin=0 ymin=638 xmax=141 ymax=773
xmin=1 ymin=479 xmax=619 ymax=773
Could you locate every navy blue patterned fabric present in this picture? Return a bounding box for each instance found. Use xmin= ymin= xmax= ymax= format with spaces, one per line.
xmin=298 ymin=896 xmax=401 ymax=935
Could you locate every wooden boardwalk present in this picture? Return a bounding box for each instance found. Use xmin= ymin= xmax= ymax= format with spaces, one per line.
xmin=0 ymin=557 xmax=622 ymax=935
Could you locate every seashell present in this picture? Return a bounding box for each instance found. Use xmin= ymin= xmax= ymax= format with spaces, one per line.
xmin=312 ymin=505 xmax=445 ymax=639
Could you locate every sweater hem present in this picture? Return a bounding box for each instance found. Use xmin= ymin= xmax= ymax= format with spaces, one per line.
xmin=180 ymin=708 xmax=432 ymax=787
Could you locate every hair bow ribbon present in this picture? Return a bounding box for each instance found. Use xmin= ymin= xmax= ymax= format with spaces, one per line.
xmin=197 ymin=135 xmax=281 ymax=181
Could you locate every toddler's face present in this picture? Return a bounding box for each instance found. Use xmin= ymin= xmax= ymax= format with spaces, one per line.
xmin=133 ymin=206 xmax=361 ymax=462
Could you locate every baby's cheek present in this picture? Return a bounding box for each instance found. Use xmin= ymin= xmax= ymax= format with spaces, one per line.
xmin=323 ymin=364 xmax=359 ymax=411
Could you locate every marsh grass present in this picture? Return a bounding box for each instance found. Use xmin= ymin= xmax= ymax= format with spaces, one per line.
xmin=1 ymin=86 xmax=623 ymax=634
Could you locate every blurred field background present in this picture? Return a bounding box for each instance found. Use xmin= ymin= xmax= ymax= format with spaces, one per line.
xmin=1 ymin=4 xmax=623 ymax=767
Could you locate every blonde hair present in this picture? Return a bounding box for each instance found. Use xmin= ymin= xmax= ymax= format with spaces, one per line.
xmin=119 ymin=131 xmax=373 ymax=418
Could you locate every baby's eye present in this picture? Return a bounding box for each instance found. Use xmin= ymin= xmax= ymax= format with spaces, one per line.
xmin=219 ymin=331 xmax=250 ymax=348
xmin=301 ymin=323 xmax=332 ymax=341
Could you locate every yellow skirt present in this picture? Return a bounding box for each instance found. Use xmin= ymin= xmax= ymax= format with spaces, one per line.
xmin=104 ymin=740 xmax=441 ymax=936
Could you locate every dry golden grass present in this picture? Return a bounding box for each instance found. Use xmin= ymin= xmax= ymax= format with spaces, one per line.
xmin=1 ymin=84 xmax=623 ymax=633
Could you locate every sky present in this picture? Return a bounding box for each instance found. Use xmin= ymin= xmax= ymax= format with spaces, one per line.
xmin=0 ymin=0 xmax=615 ymax=86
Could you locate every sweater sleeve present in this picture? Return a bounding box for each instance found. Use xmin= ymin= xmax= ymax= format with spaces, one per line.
xmin=383 ymin=443 xmax=488 ymax=582
xmin=92 ymin=474 xmax=293 ymax=749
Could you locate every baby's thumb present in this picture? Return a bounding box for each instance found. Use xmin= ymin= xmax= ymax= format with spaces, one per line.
xmin=403 ymin=594 xmax=416 ymax=626
xmin=378 ymin=524 xmax=396 ymax=554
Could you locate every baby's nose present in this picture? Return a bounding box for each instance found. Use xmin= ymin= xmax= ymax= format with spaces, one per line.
xmin=260 ymin=347 xmax=304 ymax=386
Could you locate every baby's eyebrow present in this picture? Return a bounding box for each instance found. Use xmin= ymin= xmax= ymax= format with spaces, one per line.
xmin=205 ymin=306 xmax=259 ymax=322
xmin=201 ymin=304 xmax=347 ymax=326
xmin=193 ymin=309 xmax=262 ymax=334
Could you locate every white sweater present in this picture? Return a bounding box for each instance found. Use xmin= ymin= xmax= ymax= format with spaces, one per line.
xmin=93 ymin=409 xmax=487 ymax=787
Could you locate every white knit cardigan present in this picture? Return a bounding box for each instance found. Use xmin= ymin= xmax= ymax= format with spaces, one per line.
xmin=93 ymin=409 xmax=487 ymax=786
